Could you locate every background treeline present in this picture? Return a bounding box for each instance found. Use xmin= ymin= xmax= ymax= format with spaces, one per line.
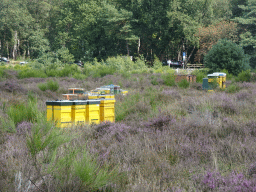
xmin=0 ymin=0 xmax=255 ymax=67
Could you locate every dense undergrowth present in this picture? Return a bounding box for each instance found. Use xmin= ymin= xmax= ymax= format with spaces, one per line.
xmin=1 ymin=59 xmax=256 ymax=191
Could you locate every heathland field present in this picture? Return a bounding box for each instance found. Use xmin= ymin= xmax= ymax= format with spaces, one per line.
xmin=1 ymin=62 xmax=256 ymax=191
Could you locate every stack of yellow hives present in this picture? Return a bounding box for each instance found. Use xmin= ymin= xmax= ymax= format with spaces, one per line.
xmin=46 ymin=99 xmax=115 ymax=128
xmin=202 ymin=72 xmax=226 ymax=92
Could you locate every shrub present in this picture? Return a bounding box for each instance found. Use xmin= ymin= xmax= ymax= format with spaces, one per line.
xmin=6 ymin=99 xmax=38 ymax=126
xmin=177 ymin=79 xmax=190 ymax=89
xmin=191 ymin=69 xmax=209 ymax=83
xmin=226 ymin=83 xmax=240 ymax=93
xmin=235 ymin=70 xmax=252 ymax=82
xmin=58 ymin=64 xmax=80 ymax=77
xmin=38 ymin=80 xmax=59 ymax=92
xmin=193 ymin=171 xmax=256 ymax=191
xmin=204 ymin=39 xmax=250 ymax=76
xmin=161 ymin=73 xmax=176 ymax=86
xmin=18 ymin=69 xmax=47 ymax=79
xmin=47 ymin=80 xmax=59 ymax=92
xmin=38 ymin=83 xmax=48 ymax=91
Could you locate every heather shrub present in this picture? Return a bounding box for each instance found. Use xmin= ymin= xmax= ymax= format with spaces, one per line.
xmin=193 ymin=171 xmax=256 ymax=191
xmin=236 ymin=91 xmax=252 ymax=102
xmin=144 ymin=113 xmax=176 ymax=132
xmin=18 ymin=69 xmax=47 ymax=78
xmin=161 ymin=89 xmax=181 ymax=100
xmin=94 ymin=122 xmax=137 ymax=142
xmin=235 ymin=70 xmax=252 ymax=82
xmin=177 ymin=79 xmax=190 ymax=89
xmin=16 ymin=121 xmax=32 ymax=136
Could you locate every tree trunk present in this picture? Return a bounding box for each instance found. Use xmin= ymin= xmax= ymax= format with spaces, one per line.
xmin=27 ymin=42 xmax=30 ymax=58
xmin=7 ymin=42 xmax=9 ymax=60
xmin=177 ymin=45 xmax=181 ymax=61
xmin=137 ymin=38 xmax=140 ymax=55
xmin=13 ymin=31 xmax=18 ymax=60
xmin=126 ymin=40 xmax=130 ymax=56
xmin=187 ymin=46 xmax=195 ymax=64
xmin=17 ymin=39 xmax=20 ymax=58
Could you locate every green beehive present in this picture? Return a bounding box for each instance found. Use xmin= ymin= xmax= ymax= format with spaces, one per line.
xmin=202 ymin=78 xmax=209 ymax=90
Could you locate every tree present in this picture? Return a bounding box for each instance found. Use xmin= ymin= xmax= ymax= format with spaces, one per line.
xmin=204 ymin=39 xmax=250 ymax=75
xmin=233 ymin=0 xmax=256 ymax=68
xmin=194 ymin=21 xmax=238 ymax=63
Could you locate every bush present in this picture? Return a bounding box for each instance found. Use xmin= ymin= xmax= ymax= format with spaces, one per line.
xmin=6 ymin=99 xmax=38 ymax=126
xmin=161 ymin=73 xmax=176 ymax=86
xmin=204 ymin=39 xmax=250 ymax=76
xmin=18 ymin=69 xmax=47 ymax=78
xmin=235 ymin=70 xmax=252 ymax=82
xmin=38 ymin=80 xmax=59 ymax=92
xmin=47 ymin=80 xmax=59 ymax=91
xmin=177 ymin=79 xmax=190 ymax=89
xmin=191 ymin=69 xmax=209 ymax=83
xmin=226 ymin=83 xmax=240 ymax=93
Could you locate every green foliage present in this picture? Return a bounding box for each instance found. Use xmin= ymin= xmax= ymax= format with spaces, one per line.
xmin=220 ymin=69 xmax=233 ymax=80
xmin=38 ymin=80 xmax=59 ymax=92
xmin=56 ymin=47 xmax=75 ymax=64
xmin=38 ymin=83 xmax=48 ymax=91
xmin=226 ymin=83 xmax=240 ymax=93
xmin=153 ymin=55 xmax=162 ymax=70
xmin=177 ymin=79 xmax=190 ymax=89
xmin=6 ymin=98 xmax=38 ymax=126
xmin=161 ymin=73 xmax=176 ymax=86
xmin=209 ymin=78 xmax=219 ymax=90
xmin=47 ymin=80 xmax=59 ymax=92
xmin=204 ymin=39 xmax=250 ymax=76
xmin=58 ymin=64 xmax=80 ymax=77
xmin=235 ymin=70 xmax=252 ymax=82
xmin=28 ymin=29 xmax=50 ymax=58
xmin=73 ymin=148 xmax=119 ymax=191
xmin=18 ymin=69 xmax=47 ymax=79
xmin=26 ymin=115 xmax=72 ymax=158
xmin=191 ymin=69 xmax=209 ymax=83
xmin=115 ymin=93 xmax=141 ymax=121
xmin=0 ymin=117 xmax=16 ymax=133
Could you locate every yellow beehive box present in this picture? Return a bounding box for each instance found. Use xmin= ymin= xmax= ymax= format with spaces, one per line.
xmin=46 ymin=101 xmax=73 ymax=128
xmin=88 ymin=95 xmax=98 ymax=100
xmin=72 ymin=101 xmax=87 ymax=125
xmin=86 ymin=100 xmax=100 ymax=124
xmin=98 ymin=95 xmax=115 ymax=99
xmin=46 ymin=102 xmax=53 ymax=121
xmin=100 ymin=99 xmax=115 ymax=123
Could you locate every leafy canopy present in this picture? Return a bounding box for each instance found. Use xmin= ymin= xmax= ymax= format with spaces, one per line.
xmin=204 ymin=39 xmax=250 ymax=75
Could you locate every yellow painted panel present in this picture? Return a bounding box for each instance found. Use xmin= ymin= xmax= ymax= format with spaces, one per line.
xmin=46 ymin=105 xmax=53 ymax=121
xmin=86 ymin=104 xmax=100 ymax=124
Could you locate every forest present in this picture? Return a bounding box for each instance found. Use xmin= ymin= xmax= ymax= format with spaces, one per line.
xmin=0 ymin=0 xmax=255 ymax=67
